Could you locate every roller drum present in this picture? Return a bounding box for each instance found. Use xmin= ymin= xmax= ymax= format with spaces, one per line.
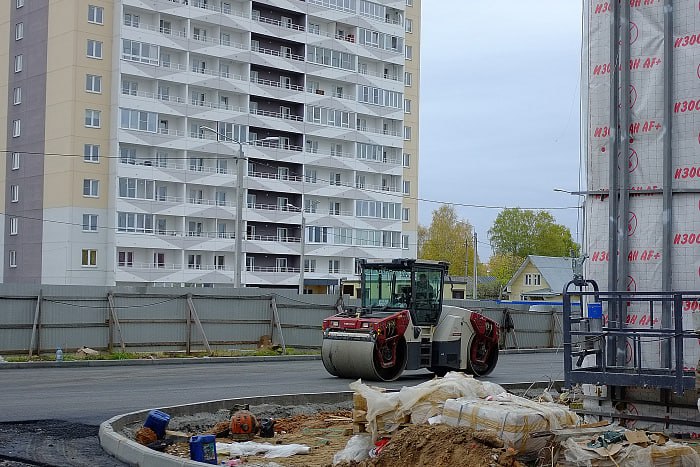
xmin=321 ymin=338 xmax=406 ymax=382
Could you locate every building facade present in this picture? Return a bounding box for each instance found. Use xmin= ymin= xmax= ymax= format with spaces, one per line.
xmin=0 ymin=0 xmax=420 ymax=288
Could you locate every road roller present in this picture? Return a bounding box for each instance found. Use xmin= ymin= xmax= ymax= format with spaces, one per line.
xmin=321 ymin=259 xmax=499 ymax=381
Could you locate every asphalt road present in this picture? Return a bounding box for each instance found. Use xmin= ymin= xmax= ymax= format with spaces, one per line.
xmin=0 ymin=352 xmax=564 ymax=425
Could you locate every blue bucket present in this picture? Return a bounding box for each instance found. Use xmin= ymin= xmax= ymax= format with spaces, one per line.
xmin=190 ymin=434 xmax=218 ymax=464
xmin=587 ymin=303 xmax=603 ymax=319
xmin=143 ymin=410 xmax=170 ymax=439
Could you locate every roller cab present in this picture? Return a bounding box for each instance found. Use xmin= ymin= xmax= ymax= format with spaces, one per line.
xmin=321 ymin=259 xmax=500 ymax=381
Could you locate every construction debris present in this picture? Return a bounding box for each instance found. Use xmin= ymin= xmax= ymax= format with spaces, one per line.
xmin=121 ymin=375 xmax=700 ymax=466
xmin=75 ymin=346 xmax=99 ymax=359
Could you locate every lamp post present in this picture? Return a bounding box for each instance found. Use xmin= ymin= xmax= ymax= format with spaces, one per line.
xmin=200 ymin=126 xmax=276 ymax=288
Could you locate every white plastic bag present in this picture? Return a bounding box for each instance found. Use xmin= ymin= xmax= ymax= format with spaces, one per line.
xmin=332 ymin=434 xmax=373 ymax=465
xmin=215 ymin=441 xmax=310 ymax=458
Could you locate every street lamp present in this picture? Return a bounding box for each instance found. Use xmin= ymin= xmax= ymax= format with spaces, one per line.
xmin=200 ymin=126 xmax=277 ymax=288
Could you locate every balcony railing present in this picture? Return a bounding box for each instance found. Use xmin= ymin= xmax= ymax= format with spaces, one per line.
xmin=358 ymin=68 xmax=402 ymax=82
xmin=306 ymin=88 xmax=355 ymax=101
xmin=247 ymin=266 xmax=301 ymax=273
xmin=249 ymin=203 xmax=302 ymax=212
xmin=250 ymin=108 xmax=303 ymax=122
xmin=247 ymin=234 xmax=301 ymax=243
xmin=252 ymin=45 xmax=304 ymax=62
xmin=307 ymin=0 xmax=355 ymax=13
xmin=123 ymin=20 xmax=188 ymax=38
xmin=190 ymin=99 xmax=247 ymax=113
xmin=356 ymin=126 xmax=402 ymax=137
xmin=251 ymin=76 xmax=305 ymax=92
xmin=121 ymin=89 xmax=186 ymax=104
xmin=250 ymin=140 xmax=304 ymax=152
xmin=191 ymin=33 xmax=247 ymax=51
xmin=248 ymin=171 xmax=303 ymax=182
xmin=157 ymin=128 xmax=186 ymax=136
xmin=254 ymin=15 xmax=305 ymax=32
xmin=118 ymin=262 xmax=182 ymax=270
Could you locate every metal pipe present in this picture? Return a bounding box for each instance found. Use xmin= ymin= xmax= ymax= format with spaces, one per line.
xmin=472 ymin=232 xmax=478 ymax=299
xmin=617 ymin=0 xmax=631 ymax=366
xmin=607 ymin=0 xmax=621 ymax=367
xmin=661 ymin=0 xmax=674 ymax=368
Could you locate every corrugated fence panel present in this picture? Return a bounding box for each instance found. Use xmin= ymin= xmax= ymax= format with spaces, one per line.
xmin=39 ymin=298 xmax=108 ymax=352
xmin=0 ymin=285 xmax=568 ymax=354
xmin=114 ymin=293 xmax=190 ymax=352
xmin=273 ymin=293 xmax=338 ymax=348
xmin=0 ymin=296 xmax=38 ymax=353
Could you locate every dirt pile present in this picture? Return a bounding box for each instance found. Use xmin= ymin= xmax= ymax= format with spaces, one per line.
xmin=342 ymin=425 xmax=524 ymax=467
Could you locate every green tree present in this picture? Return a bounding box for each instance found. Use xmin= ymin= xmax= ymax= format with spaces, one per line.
xmin=488 ymin=208 xmax=579 ymax=258
xmin=418 ymin=205 xmax=475 ymax=276
xmin=487 ymin=253 xmax=524 ymax=286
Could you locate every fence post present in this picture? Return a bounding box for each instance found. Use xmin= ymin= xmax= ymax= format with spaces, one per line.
xmin=270 ymin=296 xmax=286 ymax=354
xmin=549 ymin=310 xmax=556 ymax=348
xmin=107 ymin=292 xmax=126 ymax=352
xmin=186 ymin=295 xmax=192 ymax=355
xmin=187 ymin=294 xmax=211 ymax=354
xmin=28 ymin=289 xmax=42 ymax=357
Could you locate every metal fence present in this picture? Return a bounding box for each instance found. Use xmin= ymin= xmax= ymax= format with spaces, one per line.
xmin=0 ymin=284 xmax=569 ymax=355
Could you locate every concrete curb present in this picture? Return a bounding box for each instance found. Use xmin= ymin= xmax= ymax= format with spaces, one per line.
xmin=100 ymin=381 xmax=562 ymax=467
xmin=0 ymin=348 xmax=559 ymax=370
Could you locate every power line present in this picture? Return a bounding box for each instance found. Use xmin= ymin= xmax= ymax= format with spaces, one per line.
xmin=0 ymin=149 xmax=580 ymax=211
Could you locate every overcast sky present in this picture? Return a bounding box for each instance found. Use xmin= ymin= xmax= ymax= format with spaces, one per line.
xmin=418 ymin=1 xmax=584 ymax=259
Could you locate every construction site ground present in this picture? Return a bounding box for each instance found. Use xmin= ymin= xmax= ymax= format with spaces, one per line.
xmin=123 ymin=403 xmax=523 ymax=467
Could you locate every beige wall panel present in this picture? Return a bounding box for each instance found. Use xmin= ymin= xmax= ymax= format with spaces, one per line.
xmin=44 ymin=0 xmax=113 ymax=210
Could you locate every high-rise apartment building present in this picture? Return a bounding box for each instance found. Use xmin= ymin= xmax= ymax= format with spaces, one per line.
xmin=0 ymin=0 xmax=419 ymax=289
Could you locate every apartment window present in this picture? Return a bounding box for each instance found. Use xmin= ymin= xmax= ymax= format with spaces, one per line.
xmin=402 ymin=207 xmax=410 ymax=222
xmin=15 ymin=22 xmax=23 ymax=40
xmin=88 ymin=5 xmax=104 ymax=24
xmin=11 ymin=152 xmax=20 ymax=170
xmin=13 ymin=87 xmax=21 ymax=105
xmin=10 ymin=185 xmax=19 ymax=202
xmin=120 ymin=108 xmax=157 ymax=132
xmin=14 ymin=54 xmax=23 ymax=72
xmin=404 ymin=71 xmax=412 ymax=86
xmin=402 ymin=235 xmax=409 ymax=249
xmin=154 ymin=252 xmax=165 ymax=268
xmin=12 ymin=120 xmax=20 ymax=137
xmin=405 ymin=18 xmax=413 ymax=33
xmin=82 ymin=249 xmax=97 ymax=267
xmin=328 ymin=259 xmax=340 ymax=274
xmin=304 ymin=259 xmax=316 ymax=273
xmin=404 ymin=98 xmax=411 ymax=113
xmin=524 ymin=273 xmax=542 ymax=286
xmin=402 ymin=153 xmax=410 ymax=167
xmin=84 ymin=144 xmax=100 ymax=162
xmin=187 ymin=254 xmax=202 ymax=269
xmin=8 ymin=250 xmax=16 ymax=268
xmin=83 ymin=179 xmax=99 ymax=197
xmin=405 ymin=45 xmax=413 ymax=60
xmin=403 ymin=180 xmax=411 ymax=195
xmin=124 ymin=13 xmax=140 ymax=27
xmin=404 ymin=126 xmax=412 ymax=140
xmin=214 ymin=255 xmax=225 ymax=270
xmin=85 ymin=109 xmax=101 ymax=128
xmin=85 ymin=74 xmax=102 ymax=93
xmin=82 ymin=214 xmax=98 ymax=232
xmin=87 ymin=39 xmax=103 ymax=58
xmin=16 ymin=0 xmax=24 ymax=7
xmin=118 ymin=251 xmax=134 ymax=267
xmin=9 ymin=217 xmax=18 ymax=235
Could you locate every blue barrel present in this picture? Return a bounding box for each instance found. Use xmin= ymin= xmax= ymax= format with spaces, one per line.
xmin=143 ymin=410 xmax=170 ymax=439
xmin=189 ymin=434 xmax=218 ymax=464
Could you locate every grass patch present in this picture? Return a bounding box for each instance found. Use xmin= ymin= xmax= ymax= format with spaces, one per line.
xmin=2 ymin=347 xmax=320 ymax=362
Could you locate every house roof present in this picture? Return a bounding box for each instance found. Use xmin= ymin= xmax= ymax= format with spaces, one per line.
xmin=506 ymin=255 xmax=573 ymax=295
